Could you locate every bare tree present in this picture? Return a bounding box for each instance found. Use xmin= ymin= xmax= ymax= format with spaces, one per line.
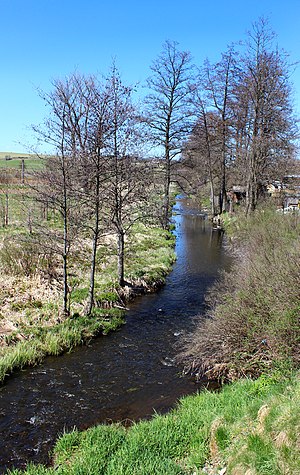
xmin=32 ymin=74 xmax=89 ymax=315
xmin=58 ymin=74 xmax=111 ymax=316
xmin=103 ymin=65 xmax=152 ymax=287
xmin=237 ymin=18 xmax=298 ymax=213
xmin=183 ymin=20 xmax=297 ymax=215
xmin=202 ymin=46 xmax=238 ymax=213
xmin=144 ymin=40 xmax=194 ymax=228
xmin=32 ymin=68 xmax=157 ymax=311
xmin=183 ymin=97 xmax=222 ymax=215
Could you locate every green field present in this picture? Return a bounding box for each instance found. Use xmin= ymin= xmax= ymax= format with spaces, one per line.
xmin=0 ymin=152 xmax=45 ymax=170
xmin=0 ymin=152 xmax=34 ymax=159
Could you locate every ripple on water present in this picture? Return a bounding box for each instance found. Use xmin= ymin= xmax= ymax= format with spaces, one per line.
xmin=0 ymin=198 xmax=231 ymax=472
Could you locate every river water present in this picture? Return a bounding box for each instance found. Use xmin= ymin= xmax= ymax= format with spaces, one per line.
xmin=0 ymin=197 xmax=231 ymax=473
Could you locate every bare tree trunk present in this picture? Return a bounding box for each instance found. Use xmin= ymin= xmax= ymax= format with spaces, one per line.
xmin=219 ymin=152 xmax=226 ymax=214
xmin=246 ymin=145 xmax=259 ymax=215
xmin=163 ymin=158 xmax=171 ymax=229
xmin=117 ymin=230 xmax=125 ymax=287
xmin=86 ymin=174 xmax=101 ymax=316
xmin=63 ymin=209 xmax=69 ymax=316
xmin=5 ymin=193 xmax=8 ymax=226
xmin=86 ymin=226 xmax=99 ymax=315
xmin=21 ymin=159 xmax=25 ymax=184
xmin=41 ymin=200 xmax=49 ymax=220
xmin=246 ymin=172 xmax=258 ymax=215
xmin=62 ymin=150 xmax=70 ymax=316
xmin=209 ymin=179 xmax=216 ymax=216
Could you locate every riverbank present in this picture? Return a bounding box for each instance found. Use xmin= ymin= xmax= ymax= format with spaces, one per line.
xmin=4 ymin=204 xmax=299 ymax=474
xmin=0 ymin=197 xmax=232 ymax=472
xmin=0 ymin=223 xmax=176 ymax=384
xmin=179 ymin=207 xmax=300 ymax=382
xmin=9 ymin=370 xmax=300 ymax=474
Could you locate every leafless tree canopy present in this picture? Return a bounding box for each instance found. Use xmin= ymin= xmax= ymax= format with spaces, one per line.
xmin=183 ymin=18 xmax=298 ymax=214
xmin=28 ymin=20 xmax=298 ymax=313
xmin=32 ymin=68 xmax=158 ymax=314
xmin=144 ymin=40 xmax=195 ymax=228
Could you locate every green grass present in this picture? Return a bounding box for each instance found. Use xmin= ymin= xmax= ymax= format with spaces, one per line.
xmin=7 ymin=372 xmax=300 ymax=474
xmin=0 ymin=152 xmax=46 ymax=171
xmin=0 ymin=159 xmax=45 ymax=170
xmin=3 ymin=206 xmax=299 ymax=474
xmin=125 ymin=224 xmax=176 ymax=280
xmin=0 ymin=310 xmax=124 ymax=384
xmin=0 ymin=193 xmax=35 ymax=230
xmin=0 ymin=221 xmax=176 ymax=383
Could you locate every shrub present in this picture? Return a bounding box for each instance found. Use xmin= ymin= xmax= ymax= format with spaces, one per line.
xmin=179 ymin=209 xmax=300 ymax=381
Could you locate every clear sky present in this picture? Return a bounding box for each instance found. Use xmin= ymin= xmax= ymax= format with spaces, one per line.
xmin=1 ymin=0 xmax=300 ymax=153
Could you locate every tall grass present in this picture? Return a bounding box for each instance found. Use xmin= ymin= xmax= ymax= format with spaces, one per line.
xmin=7 ymin=372 xmax=300 ymax=474
xmin=0 ymin=222 xmax=176 ymax=383
xmin=179 ymin=207 xmax=300 ymax=381
xmin=0 ymin=311 xmax=124 ymax=384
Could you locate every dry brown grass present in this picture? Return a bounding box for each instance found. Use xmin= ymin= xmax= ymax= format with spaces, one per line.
xmin=178 ymin=208 xmax=300 ymax=382
xmin=0 ymin=274 xmax=61 ymax=350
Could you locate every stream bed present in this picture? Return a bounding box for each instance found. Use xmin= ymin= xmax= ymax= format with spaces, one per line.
xmin=0 ymin=197 xmax=231 ymax=472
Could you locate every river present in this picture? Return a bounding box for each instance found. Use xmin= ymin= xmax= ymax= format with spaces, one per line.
xmin=0 ymin=197 xmax=231 ymax=472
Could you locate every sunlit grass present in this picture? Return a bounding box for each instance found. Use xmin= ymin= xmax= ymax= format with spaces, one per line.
xmin=0 ymin=311 xmax=124 ymax=384
xmin=0 ymin=152 xmax=45 ymax=170
xmin=0 ymin=159 xmax=45 ymax=170
xmin=7 ymin=372 xmax=300 ymax=474
xmin=0 ymin=221 xmax=175 ymax=383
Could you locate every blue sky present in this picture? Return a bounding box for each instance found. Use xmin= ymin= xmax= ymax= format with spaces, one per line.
xmin=1 ymin=0 xmax=300 ymax=153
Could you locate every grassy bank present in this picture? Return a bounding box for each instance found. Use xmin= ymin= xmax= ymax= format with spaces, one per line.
xmin=0 ymin=310 xmax=124 ymax=384
xmin=4 ymin=205 xmax=300 ymax=474
xmin=179 ymin=207 xmax=300 ymax=381
xmin=0 ymin=223 xmax=176 ymax=384
xmin=8 ymin=371 xmax=300 ymax=474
